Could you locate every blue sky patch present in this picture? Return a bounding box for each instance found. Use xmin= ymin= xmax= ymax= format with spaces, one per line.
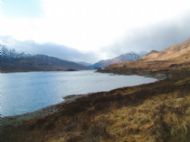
xmin=2 ymin=0 xmax=42 ymax=17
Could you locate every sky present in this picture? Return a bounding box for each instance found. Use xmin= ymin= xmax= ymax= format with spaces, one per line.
xmin=0 ymin=0 xmax=190 ymax=61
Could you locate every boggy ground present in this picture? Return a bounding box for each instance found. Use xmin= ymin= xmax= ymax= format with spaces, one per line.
xmin=1 ymin=71 xmax=190 ymax=142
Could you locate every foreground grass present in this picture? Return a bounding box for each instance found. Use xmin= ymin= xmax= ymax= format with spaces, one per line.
xmin=1 ymin=76 xmax=190 ymax=142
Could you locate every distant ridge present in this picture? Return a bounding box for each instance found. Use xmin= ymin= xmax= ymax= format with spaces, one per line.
xmin=92 ymin=52 xmax=142 ymax=69
xmin=0 ymin=45 xmax=88 ymax=72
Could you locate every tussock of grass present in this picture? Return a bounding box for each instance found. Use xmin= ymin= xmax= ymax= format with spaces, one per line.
xmin=93 ymin=90 xmax=190 ymax=142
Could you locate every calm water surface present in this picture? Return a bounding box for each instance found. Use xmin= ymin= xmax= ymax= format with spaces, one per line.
xmin=0 ymin=70 xmax=157 ymax=116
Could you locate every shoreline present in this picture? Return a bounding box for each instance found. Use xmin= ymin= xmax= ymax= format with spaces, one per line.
xmin=0 ymin=69 xmax=89 ymax=74
xmin=97 ymin=68 xmax=168 ymax=80
xmin=0 ymin=93 xmax=87 ymax=126
xmin=1 ymin=69 xmax=190 ymax=142
xmin=0 ymin=75 xmax=159 ymax=126
xmin=0 ymin=70 xmax=158 ymax=119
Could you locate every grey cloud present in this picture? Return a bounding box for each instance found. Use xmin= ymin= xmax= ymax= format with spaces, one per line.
xmin=102 ymin=15 xmax=190 ymax=58
xmin=1 ymin=15 xmax=190 ymax=62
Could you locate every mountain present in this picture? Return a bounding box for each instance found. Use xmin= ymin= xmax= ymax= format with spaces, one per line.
xmin=0 ymin=36 xmax=97 ymax=63
xmin=92 ymin=52 xmax=141 ymax=69
xmin=77 ymin=61 xmax=92 ymax=67
xmin=0 ymin=46 xmax=88 ymax=72
xmin=101 ymin=38 xmax=190 ymax=78
xmin=0 ymin=55 xmax=88 ymax=72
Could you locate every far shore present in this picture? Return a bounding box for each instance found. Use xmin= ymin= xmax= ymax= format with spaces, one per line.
xmin=0 ymin=69 xmax=86 ymax=74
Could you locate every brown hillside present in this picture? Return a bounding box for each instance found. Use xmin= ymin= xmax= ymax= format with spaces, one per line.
xmin=143 ymin=39 xmax=190 ymax=63
xmin=102 ymin=38 xmax=190 ymax=77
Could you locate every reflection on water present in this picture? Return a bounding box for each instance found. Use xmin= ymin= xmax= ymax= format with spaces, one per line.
xmin=0 ymin=70 xmax=157 ymax=116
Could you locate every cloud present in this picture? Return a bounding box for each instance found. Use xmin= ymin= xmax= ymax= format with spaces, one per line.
xmin=100 ymin=15 xmax=190 ymax=59
xmin=40 ymin=0 xmax=190 ymax=53
xmin=0 ymin=0 xmax=190 ymax=60
xmin=0 ymin=0 xmax=3 ymax=14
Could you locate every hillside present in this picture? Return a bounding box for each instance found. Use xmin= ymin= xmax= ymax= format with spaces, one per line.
xmin=92 ymin=52 xmax=141 ymax=69
xmin=142 ymin=39 xmax=190 ymax=63
xmin=101 ymin=39 xmax=190 ymax=78
xmin=0 ymin=45 xmax=91 ymax=72
xmin=0 ymin=54 xmax=88 ymax=72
